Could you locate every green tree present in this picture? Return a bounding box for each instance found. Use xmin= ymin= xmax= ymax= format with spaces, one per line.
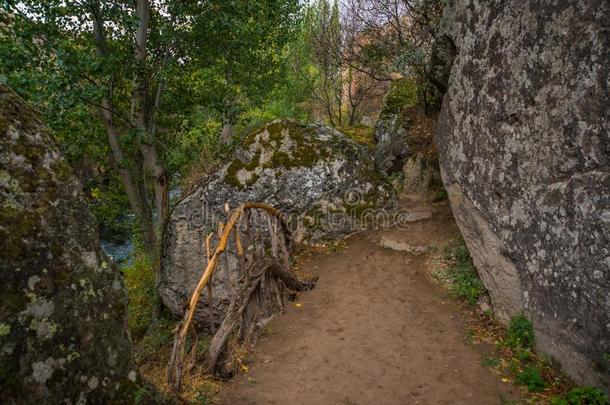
xmin=1 ymin=0 xmax=301 ymax=260
xmin=189 ymin=0 xmax=300 ymax=144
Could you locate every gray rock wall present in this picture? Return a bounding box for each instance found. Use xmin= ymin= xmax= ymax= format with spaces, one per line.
xmin=435 ymin=0 xmax=610 ymax=390
xmin=0 ymin=85 xmax=140 ymax=403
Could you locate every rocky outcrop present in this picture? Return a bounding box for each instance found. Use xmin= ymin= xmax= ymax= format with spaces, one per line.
xmin=402 ymin=153 xmax=439 ymax=196
xmin=0 ymin=85 xmax=141 ymax=402
xmin=374 ymin=79 xmax=416 ymax=172
xmin=160 ymin=119 xmax=395 ymax=324
xmin=434 ymin=0 xmax=610 ymax=390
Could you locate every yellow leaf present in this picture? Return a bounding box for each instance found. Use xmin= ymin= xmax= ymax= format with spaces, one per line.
xmin=294 ymin=303 xmax=303 ymax=308
xmin=502 ymin=378 xmax=509 ymax=383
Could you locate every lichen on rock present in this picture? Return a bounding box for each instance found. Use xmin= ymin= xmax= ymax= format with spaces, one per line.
xmin=160 ymin=119 xmax=396 ymax=326
xmin=433 ymin=0 xmax=610 ymax=392
xmin=0 ymin=84 xmax=142 ymax=403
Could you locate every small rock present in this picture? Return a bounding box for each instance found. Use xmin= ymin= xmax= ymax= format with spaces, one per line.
xmin=379 ymin=237 xmax=429 ymax=254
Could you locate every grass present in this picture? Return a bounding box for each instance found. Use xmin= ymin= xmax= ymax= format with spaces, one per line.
xmin=123 ymin=254 xmax=219 ymax=403
xmin=429 ymin=239 xmax=607 ymax=403
xmin=481 ymin=357 xmax=500 ymax=367
xmin=123 ymin=254 xmax=159 ymax=340
xmin=434 ymin=240 xmax=485 ymax=305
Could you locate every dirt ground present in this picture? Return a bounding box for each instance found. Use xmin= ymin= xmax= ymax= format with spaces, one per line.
xmin=216 ymin=196 xmax=524 ymax=405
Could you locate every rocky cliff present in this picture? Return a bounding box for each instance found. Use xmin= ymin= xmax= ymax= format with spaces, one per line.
xmin=434 ymin=0 xmax=609 ymax=390
xmin=160 ymin=119 xmax=395 ymax=325
xmin=0 ymin=85 xmax=141 ymax=403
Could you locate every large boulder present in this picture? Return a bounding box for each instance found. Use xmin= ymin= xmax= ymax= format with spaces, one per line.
xmin=0 ymin=85 xmax=140 ymax=402
xmin=435 ymin=0 xmax=609 ymax=390
xmin=373 ymin=79 xmax=417 ymax=172
xmin=160 ymin=119 xmax=395 ymax=324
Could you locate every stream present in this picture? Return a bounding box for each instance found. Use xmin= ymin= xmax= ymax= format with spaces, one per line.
xmin=100 ymin=187 xmax=182 ymax=264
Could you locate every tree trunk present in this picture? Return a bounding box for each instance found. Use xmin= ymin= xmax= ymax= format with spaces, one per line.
xmin=99 ymin=99 xmax=157 ymax=257
xmin=132 ymin=0 xmax=169 ymax=237
xmin=90 ymin=0 xmax=158 ymax=258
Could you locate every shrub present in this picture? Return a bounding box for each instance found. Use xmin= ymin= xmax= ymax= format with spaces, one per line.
xmin=515 ymin=366 xmax=546 ymax=392
xmin=123 ymin=255 xmax=158 ymax=341
xmin=552 ymin=386 xmax=609 ymax=405
xmin=506 ymin=313 xmax=535 ymax=349
xmin=380 ymin=78 xmax=418 ymax=118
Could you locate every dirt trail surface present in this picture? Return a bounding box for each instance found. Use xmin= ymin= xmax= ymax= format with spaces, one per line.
xmin=217 ymin=196 xmax=522 ymax=405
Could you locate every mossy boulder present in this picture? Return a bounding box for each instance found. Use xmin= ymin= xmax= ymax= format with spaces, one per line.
xmin=160 ymin=119 xmax=395 ymax=323
xmin=0 ymin=84 xmax=142 ymax=403
xmin=374 ymin=79 xmax=418 ymax=173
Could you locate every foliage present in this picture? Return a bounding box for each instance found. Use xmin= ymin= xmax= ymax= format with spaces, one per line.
xmin=379 ymin=79 xmax=419 ymax=118
xmin=432 ymin=188 xmax=448 ymax=202
xmin=123 ymin=255 xmax=158 ymax=341
xmin=551 ymin=387 xmax=609 ymax=405
xmin=134 ymin=317 xmax=176 ymax=364
xmin=515 ymin=365 xmax=546 ymax=392
xmin=0 ymin=1 xmax=303 ymax=257
xmin=437 ymin=241 xmax=485 ymax=305
xmin=341 ymin=0 xmax=445 ymax=112
xmin=506 ymin=313 xmax=535 ymax=350
xmin=188 ymin=0 xmax=301 ymax=142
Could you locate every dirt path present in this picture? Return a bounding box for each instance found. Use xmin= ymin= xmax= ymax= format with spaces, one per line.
xmin=217 ymin=196 xmax=523 ymax=405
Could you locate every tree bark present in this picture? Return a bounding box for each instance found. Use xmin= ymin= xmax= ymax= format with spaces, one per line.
xmin=132 ymin=0 xmax=169 ymax=237
xmin=90 ymin=0 xmax=157 ymax=257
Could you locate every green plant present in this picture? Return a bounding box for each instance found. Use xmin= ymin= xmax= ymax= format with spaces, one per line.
xmin=432 ymin=188 xmax=448 ymax=202
xmin=195 ymin=380 xmax=218 ymax=405
xmin=438 ymin=242 xmax=485 ymax=305
xmin=515 ymin=365 xmax=546 ymax=392
xmin=515 ymin=348 xmax=532 ymax=362
xmin=133 ymin=316 xmax=176 ymax=363
xmin=481 ymin=357 xmax=499 ymax=367
xmin=124 ymin=255 xmax=158 ymax=341
xmin=551 ymin=387 xmax=609 ymax=405
xmin=134 ymin=386 xmax=152 ymax=404
xmin=506 ymin=313 xmax=535 ymax=349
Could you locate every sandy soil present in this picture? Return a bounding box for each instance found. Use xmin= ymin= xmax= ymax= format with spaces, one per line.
xmin=217 ymin=196 xmax=523 ymax=405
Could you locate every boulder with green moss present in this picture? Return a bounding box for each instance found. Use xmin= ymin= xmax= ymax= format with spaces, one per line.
xmin=374 ymin=78 xmax=418 ymax=172
xmin=160 ymin=119 xmax=395 ymax=324
xmin=0 ymin=84 xmax=142 ymax=403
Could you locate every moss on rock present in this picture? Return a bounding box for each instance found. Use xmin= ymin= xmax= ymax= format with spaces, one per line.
xmin=0 ymin=84 xmax=154 ymax=403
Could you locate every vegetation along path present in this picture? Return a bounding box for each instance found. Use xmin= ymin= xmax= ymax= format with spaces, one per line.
xmin=217 ymin=196 xmax=524 ymax=405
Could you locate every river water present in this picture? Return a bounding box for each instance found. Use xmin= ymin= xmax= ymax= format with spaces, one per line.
xmin=100 ymin=187 xmax=181 ymax=264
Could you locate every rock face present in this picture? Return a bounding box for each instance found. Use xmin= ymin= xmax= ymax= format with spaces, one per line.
xmin=374 ymin=79 xmax=416 ymax=172
xmin=160 ymin=119 xmax=395 ymax=323
xmin=435 ymin=0 xmax=610 ymax=390
xmin=402 ymin=153 xmax=437 ymax=196
xmin=0 ymin=85 xmax=140 ymax=402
